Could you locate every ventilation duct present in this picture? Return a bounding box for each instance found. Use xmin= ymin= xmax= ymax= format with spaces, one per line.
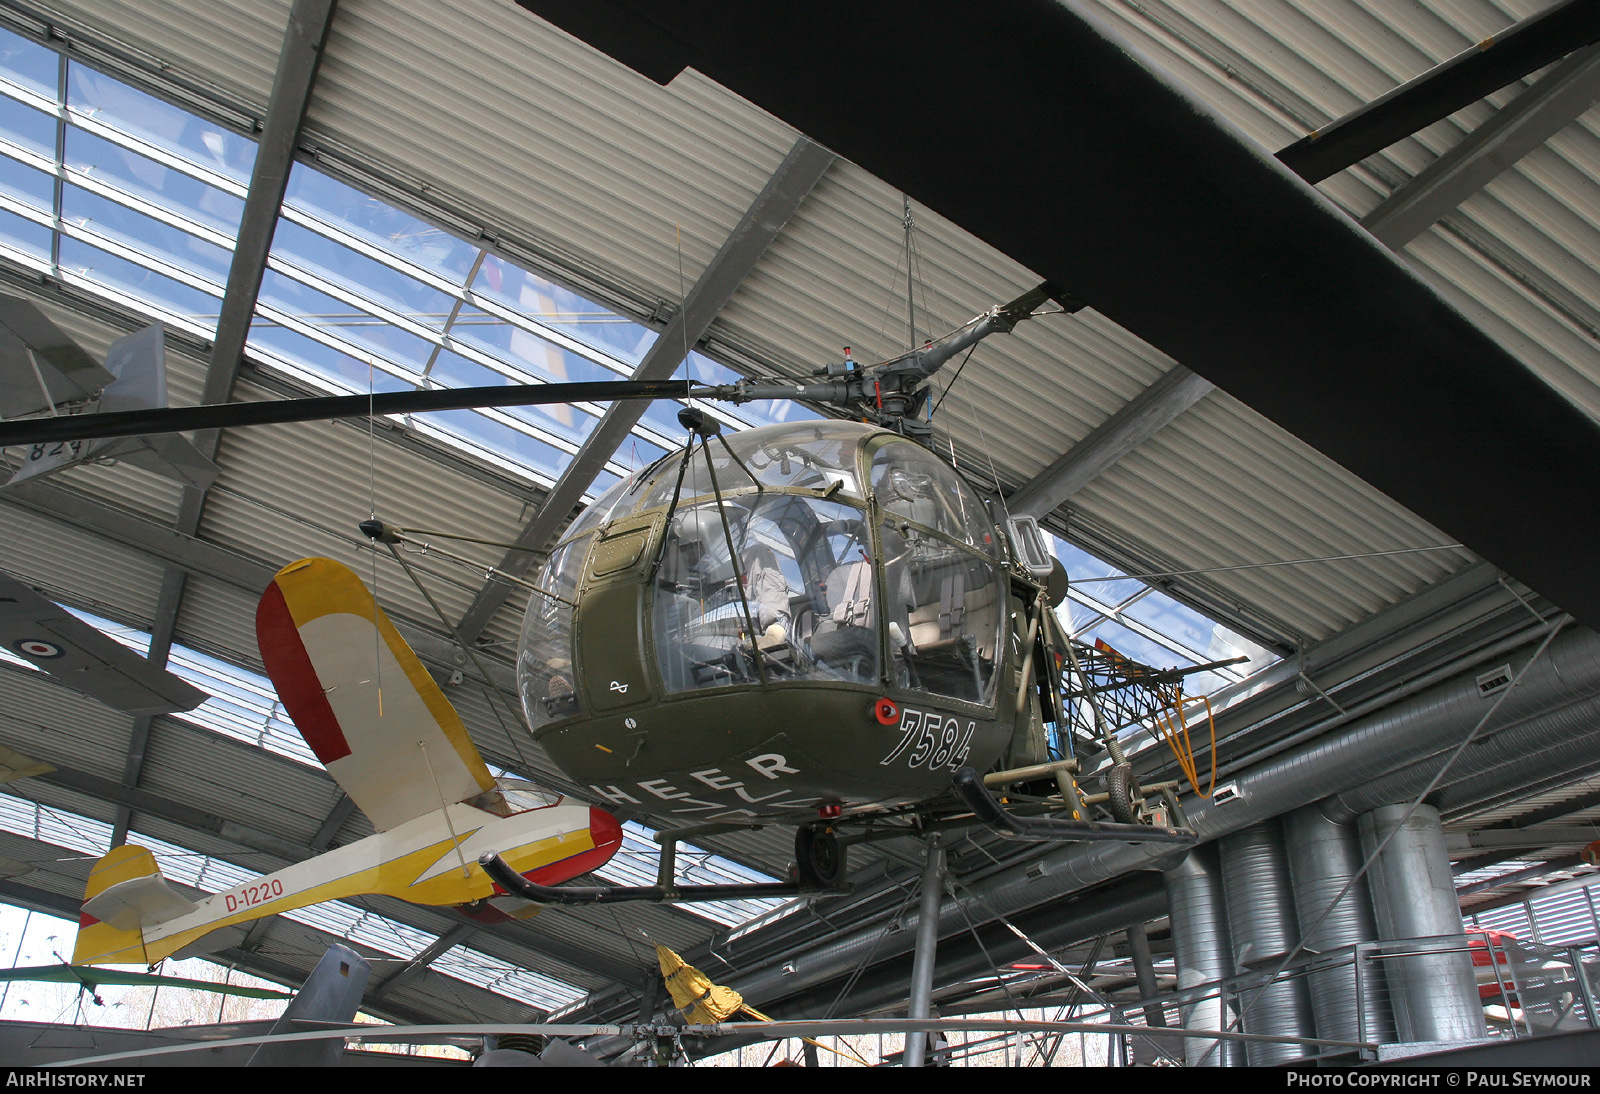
xmin=659 ymin=625 xmax=1600 ymax=1019
xmin=1164 ymin=847 xmax=1242 ymax=1066
xmin=1324 ymin=688 xmax=1600 ymax=824
xmin=1360 ymin=804 xmax=1487 ymax=1044
xmin=1283 ymin=804 xmax=1395 ymax=1047
xmin=1219 ymin=822 xmax=1315 ymax=1064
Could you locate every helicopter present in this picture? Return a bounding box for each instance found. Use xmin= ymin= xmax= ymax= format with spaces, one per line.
xmin=366 ymin=286 xmax=1217 ymax=902
xmin=0 ymin=284 xmax=1219 ymax=905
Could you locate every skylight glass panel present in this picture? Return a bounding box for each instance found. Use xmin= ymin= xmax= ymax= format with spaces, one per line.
xmin=1528 ymin=888 xmax=1600 ymax=946
xmin=1054 ymin=539 xmax=1146 ymax=607
xmin=256 ymin=267 xmax=434 ymax=372
xmin=62 ymin=183 xmax=233 ymax=286
xmin=474 ymin=252 xmax=655 ymax=365
xmin=0 ymin=791 xmax=111 ymax=857
xmin=1457 ymin=859 xmax=1543 ymax=889
xmin=135 ymin=831 xmax=261 ymax=892
xmin=284 ymin=164 xmax=479 ymax=282
xmin=1057 ymin=597 xmax=1105 ymax=636
xmin=423 ymin=408 xmax=575 ymax=484
xmin=447 ymin=305 xmax=627 ymax=382
xmin=0 ymin=93 xmax=56 ymax=158
xmin=434 ymin=945 xmax=584 ymax=1010
xmin=0 ymin=153 xmax=51 ymax=213
xmin=58 ymin=236 xmax=221 ymax=333
xmin=427 ymin=349 xmax=600 ymax=448
xmin=681 ymin=351 xmax=818 ymax=429
xmin=0 ymin=205 xmax=48 ymax=269
xmin=67 ymin=65 xmax=255 ymax=185
xmin=0 ymin=29 xmax=59 ymax=99
xmin=247 ymin=319 xmax=417 ymax=397
xmin=64 ymin=126 xmax=245 ymax=236
xmin=271 ymin=217 xmax=457 ymax=328
xmin=1471 ymin=904 xmax=1536 ymax=940
xmin=1075 ymin=617 xmax=1190 ymax=675
xmin=38 ymin=604 xmax=318 ymax=772
xmin=595 ymin=822 xmax=789 ymax=927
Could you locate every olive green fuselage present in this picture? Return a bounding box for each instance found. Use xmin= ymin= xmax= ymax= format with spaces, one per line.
xmin=525 ymin=421 xmax=1036 ymax=824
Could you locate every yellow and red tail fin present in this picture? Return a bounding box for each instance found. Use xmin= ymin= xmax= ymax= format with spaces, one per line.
xmin=73 ymin=845 xmax=171 ymax=965
xmin=257 ymin=558 xmax=494 ymax=831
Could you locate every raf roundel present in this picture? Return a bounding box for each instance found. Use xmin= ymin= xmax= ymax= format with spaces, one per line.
xmin=15 ymin=638 xmax=64 ymax=659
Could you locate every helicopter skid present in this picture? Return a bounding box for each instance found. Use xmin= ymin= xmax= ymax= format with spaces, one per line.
xmin=952 ymin=767 xmax=1197 ymax=844
xmin=476 ymin=851 xmax=845 ymax=905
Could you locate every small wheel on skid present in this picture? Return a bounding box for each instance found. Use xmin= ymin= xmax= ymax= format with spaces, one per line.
xmin=795 ymin=825 xmax=846 ymax=888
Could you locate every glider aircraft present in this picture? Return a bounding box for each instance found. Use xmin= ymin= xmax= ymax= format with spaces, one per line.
xmin=71 ymin=556 xmax=622 ymax=967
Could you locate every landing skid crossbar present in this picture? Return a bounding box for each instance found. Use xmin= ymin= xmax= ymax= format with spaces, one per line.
xmin=952 ymin=767 xmax=1197 ymax=844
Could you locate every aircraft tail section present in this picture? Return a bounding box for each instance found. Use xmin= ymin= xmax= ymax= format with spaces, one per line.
xmin=72 ymin=845 xmax=198 ymax=966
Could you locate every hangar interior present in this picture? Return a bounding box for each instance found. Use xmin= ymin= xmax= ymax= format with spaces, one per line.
xmin=0 ymin=0 xmax=1596 ymax=1067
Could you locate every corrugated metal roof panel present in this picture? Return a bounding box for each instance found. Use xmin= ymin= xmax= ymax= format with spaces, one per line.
xmin=138 ymin=720 xmax=340 ymax=843
xmin=0 ymin=505 xmax=167 ymax=629
xmin=0 ymin=668 xmax=131 ymax=781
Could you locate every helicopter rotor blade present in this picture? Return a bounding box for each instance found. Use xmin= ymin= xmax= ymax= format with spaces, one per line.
xmin=0 ymin=378 xmax=707 ymax=448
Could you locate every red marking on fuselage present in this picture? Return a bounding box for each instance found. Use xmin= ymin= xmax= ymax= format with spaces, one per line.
xmin=485 ymin=806 xmax=624 ymax=897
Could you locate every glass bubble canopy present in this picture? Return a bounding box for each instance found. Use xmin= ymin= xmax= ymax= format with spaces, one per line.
xmin=520 ymin=420 xmax=1010 ymax=733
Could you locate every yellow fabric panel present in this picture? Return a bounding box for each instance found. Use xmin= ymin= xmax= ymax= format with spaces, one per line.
xmin=270 ymin=557 xmax=494 ymax=826
xmin=656 ymin=944 xmax=745 ymax=1024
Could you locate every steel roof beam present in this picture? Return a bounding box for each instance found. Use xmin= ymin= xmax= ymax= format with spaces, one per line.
xmin=191 ymin=0 xmax=336 ymax=467
xmin=523 ymin=2 xmax=1600 ymax=633
xmin=309 ymin=794 xmax=358 ymax=851
xmin=368 ymin=922 xmax=473 ymax=998
xmin=453 ymin=136 xmax=835 ymax=643
xmin=36 ymin=762 xmax=317 ymax=862
xmin=1008 ymin=39 xmax=1600 ymax=523
xmin=1007 ymin=365 xmax=1213 ymax=517
xmin=1456 ymin=854 xmax=1586 ymax=899
xmin=1363 ymin=43 xmax=1600 ymax=247
xmin=0 ymin=484 xmax=515 ymax=689
xmin=109 ymin=566 xmax=187 ymax=848
xmin=1277 ymin=0 xmax=1600 ymax=184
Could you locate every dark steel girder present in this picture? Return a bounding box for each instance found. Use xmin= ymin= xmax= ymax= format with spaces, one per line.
xmin=0 ymin=483 xmax=517 ymax=692
xmin=109 ymin=567 xmax=187 ymax=848
xmin=1277 ymin=0 xmax=1600 ymax=183
xmin=1363 ymin=42 xmax=1600 ymax=247
xmin=453 ymin=136 xmax=835 ymax=644
xmin=518 ymin=0 xmax=1600 ymax=634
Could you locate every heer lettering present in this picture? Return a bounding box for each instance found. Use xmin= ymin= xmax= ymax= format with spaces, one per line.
xmin=590 ymin=784 xmax=643 ymax=806
xmin=690 ymin=768 xmax=744 ymax=791
xmin=746 ymin=753 xmax=800 ymax=779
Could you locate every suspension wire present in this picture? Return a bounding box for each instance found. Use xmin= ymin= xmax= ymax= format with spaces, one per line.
xmin=1196 ymin=611 xmax=1571 ymax=1065
xmin=944 ymin=874 xmax=1034 ymax=1029
xmin=381 ymin=540 xmax=535 ymax=770
xmin=821 ymin=880 xmax=925 ymax=1020
xmin=367 ymin=358 xmax=382 ymax=710
xmin=959 ymin=381 xmax=1013 ymax=527
xmin=954 ymin=882 xmax=1184 ymax=1065
xmin=1030 ymin=934 xmax=1108 ymax=1066
xmin=928 ymin=342 xmax=979 ymax=420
